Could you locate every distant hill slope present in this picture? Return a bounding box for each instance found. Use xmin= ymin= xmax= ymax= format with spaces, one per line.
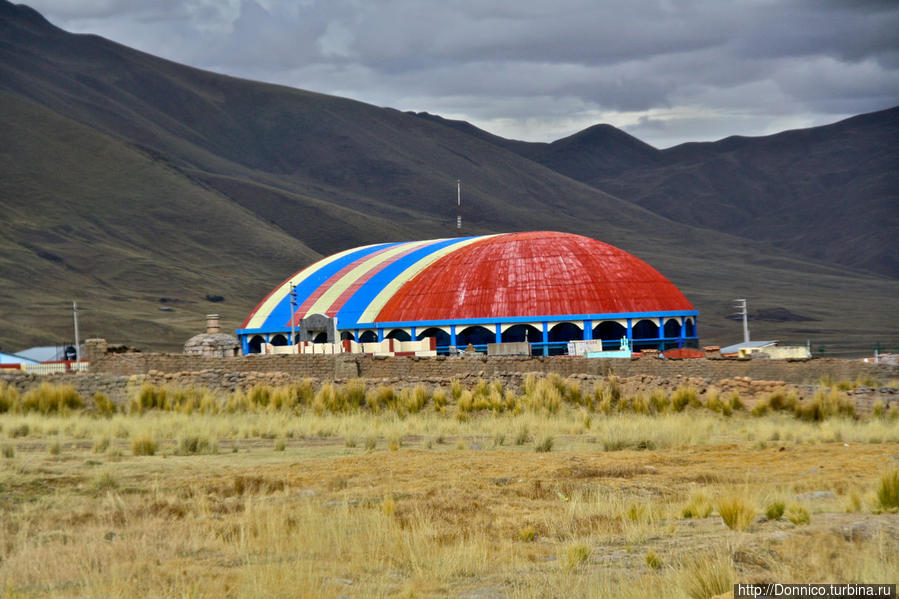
xmin=415 ymin=108 xmax=899 ymax=278
xmin=1 ymin=0 xmax=896 ymax=354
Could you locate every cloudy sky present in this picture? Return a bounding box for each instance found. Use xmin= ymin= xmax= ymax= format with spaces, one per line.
xmin=25 ymin=0 xmax=899 ymax=148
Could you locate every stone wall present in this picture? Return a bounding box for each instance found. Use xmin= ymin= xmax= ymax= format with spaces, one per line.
xmin=87 ymin=351 xmax=897 ymax=385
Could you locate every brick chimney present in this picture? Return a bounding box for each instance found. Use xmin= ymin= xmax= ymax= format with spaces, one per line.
xmin=206 ymin=314 xmax=221 ymax=334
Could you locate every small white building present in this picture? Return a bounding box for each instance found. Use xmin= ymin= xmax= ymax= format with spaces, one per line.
xmin=719 ymin=340 xmax=810 ymax=359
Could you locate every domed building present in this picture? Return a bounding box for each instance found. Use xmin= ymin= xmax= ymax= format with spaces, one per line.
xmin=185 ymin=314 xmax=240 ymax=357
xmin=237 ymin=231 xmax=698 ymax=355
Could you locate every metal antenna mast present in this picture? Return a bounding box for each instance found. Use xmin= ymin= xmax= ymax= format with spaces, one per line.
xmin=733 ymin=298 xmax=749 ymax=344
xmin=456 ymin=179 xmax=461 ymax=231
xmin=72 ymin=301 xmax=81 ymax=362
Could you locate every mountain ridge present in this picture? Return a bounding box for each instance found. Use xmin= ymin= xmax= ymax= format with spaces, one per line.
xmin=412 ymin=107 xmax=898 ymax=277
xmin=1 ymin=0 xmax=896 ymax=355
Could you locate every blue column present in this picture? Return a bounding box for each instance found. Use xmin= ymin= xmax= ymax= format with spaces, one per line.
xmin=450 ymin=325 xmax=457 ymax=347
xmin=377 ymin=328 xmax=384 ymax=342
xmin=658 ymin=317 xmax=665 ymax=350
xmin=410 ymin=326 xmax=416 ymax=340
xmin=240 ymin=336 xmax=249 ymax=355
xmin=542 ymin=322 xmax=549 ymax=356
xmin=354 ymin=329 xmax=359 ymax=342
xmin=583 ymin=320 xmax=593 ymax=340
xmin=679 ymin=318 xmax=686 ymax=348
xmin=626 ymin=319 xmax=633 ymax=347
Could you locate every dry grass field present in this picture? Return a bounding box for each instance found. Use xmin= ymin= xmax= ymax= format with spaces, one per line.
xmin=1 ymin=376 xmax=898 ymax=598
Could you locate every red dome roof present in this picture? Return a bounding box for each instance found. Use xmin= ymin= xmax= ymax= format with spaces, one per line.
xmin=377 ymin=231 xmax=694 ymax=322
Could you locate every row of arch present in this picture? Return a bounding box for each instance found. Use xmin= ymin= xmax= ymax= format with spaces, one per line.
xmin=245 ymin=318 xmax=695 ymax=354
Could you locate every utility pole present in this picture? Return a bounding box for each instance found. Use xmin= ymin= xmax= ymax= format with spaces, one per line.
xmin=456 ymin=179 xmax=461 ymax=231
xmin=733 ymin=298 xmax=749 ymax=344
xmin=289 ymin=281 xmax=297 ymax=353
xmin=72 ymin=301 xmax=81 ymax=362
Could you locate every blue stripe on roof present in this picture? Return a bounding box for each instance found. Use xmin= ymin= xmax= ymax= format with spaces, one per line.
xmin=258 ymin=242 xmax=401 ymax=329
xmin=335 ymin=236 xmax=484 ymax=329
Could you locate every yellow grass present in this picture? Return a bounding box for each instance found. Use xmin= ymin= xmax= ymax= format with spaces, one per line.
xmin=0 ymin=377 xmax=897 ymax=597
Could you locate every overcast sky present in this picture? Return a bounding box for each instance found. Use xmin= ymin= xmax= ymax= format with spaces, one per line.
xmin=25 ymin=0 xmax=899 ymax=148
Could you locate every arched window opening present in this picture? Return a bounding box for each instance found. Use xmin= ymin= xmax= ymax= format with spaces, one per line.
xmin=501 ymin=324 xmax=541 ymax=343
xmin=594 ymin=321 xmax=626 ymax=342
xmin=664 ymin=319 xmax=681 ymax=339
xmin=312 ymin=332 xmax=328 ymax=343
xmin=685 ymin=319 xmax=696 ymax=337
xmin=270 ymin=334 xmax=288 ymax=346
xmin=359 ymin=330 xmax=378 ymax=343
xmin=632 ymin=319 xmax=659 ymax=339
xmin=248 ymin=335 xmax=264 ymax=354
xmin=386 ymin=329 xmax=411 ymax=341
xmin=456 ymin=326 xmax=494 ymax=347
xmin=417 ymin=327 xmax=450 ymax=347
xmin=340 ymin=331 xmax=355 ymax=341
xmin=548 ymin=322 xmax=582 ymax=343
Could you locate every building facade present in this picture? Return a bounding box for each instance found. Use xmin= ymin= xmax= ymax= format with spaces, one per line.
xmin=237 ymin=231 xmax=698 ymax=355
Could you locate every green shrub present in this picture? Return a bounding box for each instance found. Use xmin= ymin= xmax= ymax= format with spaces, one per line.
xmin=92 ymin=470 xmax=119 ymax=494
xmin=535 ymin=434 xmax=554 ymax=453
xmin=671 ymin=386 xmax=700 ymax=411
xmin=518 ymin=525 xmax=537 ymax=542
xmin=785 ymin=504 xmax=810 ymax=525
xmin=645 ymin=550 xmax=662 ymax=570
xmin=387 ymin=434 xmax=402 ymax=451
xmin=20 ymin=383 xmax=83 ymax=414
xmin=0 ymin=382 xmax=19 ymax=413
xmin=432 ymin=388 xmax=448 ymax=410
xmin=681 ymin=493 xmax=713 ymax=519
xmin=727 ymin=391 xmax=745 ymax=412
xmin=10 ymin=423 xmax=30 ymax=438
xmin=93 ymin=392 xmax=116 ymax=417
xmin=514 ymin=425 xmax=530 ymax=446
xmin=2 ymin=444 xmax=14 ymax=459
xmin=343 ymin=379 xmax=367 ymax=411
xmin=765 ymin=500 xmax=785 ymax=520
xmin=177 ymin=435 xmax=217 ymax=455
xmin=524 ymin=377 xmax=562 ymax=414
xmin=795 ymin=388 xmax=854 ymax=421
xmin=93 ymin=436 xmax=111 ymax=454
xmin=274 ymin=438 xmax=286 ymax=452
xmin=876 ymin=470 xmax=899 ymax=511
xmin=563 ymin=543 xmax=590 ymax=571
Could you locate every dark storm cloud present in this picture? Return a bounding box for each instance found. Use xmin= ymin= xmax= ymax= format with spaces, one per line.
xmin=25 ymin=0 xmax=899 ymax=147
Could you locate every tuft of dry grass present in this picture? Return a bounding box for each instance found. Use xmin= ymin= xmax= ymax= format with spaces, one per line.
xmin=681 ymin=551 xmax=734 ymax=599
xmin=131 ymin=434 xmax=156 ymax=456
xmin=786 ymin=503 xmax=811 ymax=525
xmin=716 ymin=495 xmax=756 ymax=531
